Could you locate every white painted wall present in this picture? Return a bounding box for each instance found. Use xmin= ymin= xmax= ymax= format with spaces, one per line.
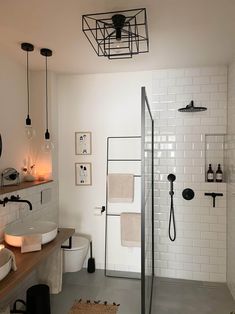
xmin=0 ymin=53 xmax=29 ymax=173
xmin=57 ymin=72 xmax=152 ymax=270
xmin=0 ymin=52 xmax=56 ymax=181
xmin=226 ymin=59 xmax=235 ymax=298
xmin=30 ymin=71 xmax=58 ymax=180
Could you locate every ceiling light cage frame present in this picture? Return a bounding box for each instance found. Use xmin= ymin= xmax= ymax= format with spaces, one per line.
xmin=82 ymin=8 xmax=149 ymax=59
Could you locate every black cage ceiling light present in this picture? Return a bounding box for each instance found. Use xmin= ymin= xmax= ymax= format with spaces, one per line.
xmin=82 ymin=8 xmax=149 ymax=60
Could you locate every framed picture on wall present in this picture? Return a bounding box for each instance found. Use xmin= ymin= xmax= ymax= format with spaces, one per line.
xmin=75 ymin=162 xmax=92 ymax=186
xmin=75 ymin=132 xmax=92 ymax=155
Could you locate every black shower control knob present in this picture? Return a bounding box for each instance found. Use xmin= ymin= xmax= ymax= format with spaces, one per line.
xmin=182 ymin=188 xmax=195 ymax=200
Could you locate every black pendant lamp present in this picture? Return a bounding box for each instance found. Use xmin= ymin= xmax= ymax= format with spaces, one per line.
xmin=21 ymin=42 xmax=35 ymax=139
xmin=40 ymin=48 xmax=54 ymax=152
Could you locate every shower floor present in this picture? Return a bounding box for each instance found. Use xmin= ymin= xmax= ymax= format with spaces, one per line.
xmin=51 ymin=269 xmax=235 ymax=314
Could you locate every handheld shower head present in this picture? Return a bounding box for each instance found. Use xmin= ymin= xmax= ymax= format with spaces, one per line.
xmin=167 ymin=174 xmax=176 ymax=182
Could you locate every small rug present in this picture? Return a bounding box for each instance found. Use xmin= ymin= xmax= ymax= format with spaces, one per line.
xmin=68 ymin=299 xmax=120 ymax=314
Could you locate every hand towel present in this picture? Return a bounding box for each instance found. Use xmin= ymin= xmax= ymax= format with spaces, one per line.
xmin=21 ymin=234 xmax=42 ymax=253
xmin=37 ymin=248 xmax=63 ymax=294
xmin=3 ymin=248 xmax=17 ymax=271
xmin=108 ymin=174 xmax=134 ymax=203
xmin=120 ymin=212 xmax=141 ymax=247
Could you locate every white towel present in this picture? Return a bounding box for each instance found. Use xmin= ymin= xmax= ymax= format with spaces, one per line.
xmin=37 ymin=248 xmax=63 ymax=294
xmin=21 ymin=234 xmax=42 ymax=253
xmin=120 ymin=212 xmax=141 ymax=247
xmin=0 ymin=306 xmax=10 ymax=314
xmin=3 ymin=248 xmax=17 ymax=271
xmin=108 ymin=174 xmax=134 ymax=203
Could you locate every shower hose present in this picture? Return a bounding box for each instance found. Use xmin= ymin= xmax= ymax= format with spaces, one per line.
xmin=169 ymin=189 xmax=176 ymax=241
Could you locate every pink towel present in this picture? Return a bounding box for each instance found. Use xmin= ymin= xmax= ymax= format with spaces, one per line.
xmin=21 ymin=234 xmax=42 ymax=253
xmin=108 ymin=174 xmax=134 ymax=203
xmin=120 ymin=212 xmax=141 ymax=247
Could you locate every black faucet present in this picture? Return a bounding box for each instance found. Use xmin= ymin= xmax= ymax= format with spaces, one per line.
xmin=0 ymin=195 xmax=32 ymax=210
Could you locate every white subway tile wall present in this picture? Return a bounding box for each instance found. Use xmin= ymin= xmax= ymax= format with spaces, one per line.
xmin=0 ymin=181 xmax=59 ymax=242
xmin=227 ymin=60 xmax=235 ymax=298
xmin=152 ymin=66 xmax=227 ymax=282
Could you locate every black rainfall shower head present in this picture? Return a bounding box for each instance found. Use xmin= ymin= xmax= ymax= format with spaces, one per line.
xmin=178 ymin=100 xmax=207 ymax=112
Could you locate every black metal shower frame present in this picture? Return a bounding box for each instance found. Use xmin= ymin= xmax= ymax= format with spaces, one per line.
xmin=141 ymin=86 xmax=154 ymax=314
xmin=103 ymin=87 xmax=154 ymax=314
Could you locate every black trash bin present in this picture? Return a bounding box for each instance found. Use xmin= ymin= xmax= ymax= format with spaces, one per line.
xmin=11 ymin=284 xmax=51 ymax=314
xmin=27 ymin=284 xmax=51 ymax=314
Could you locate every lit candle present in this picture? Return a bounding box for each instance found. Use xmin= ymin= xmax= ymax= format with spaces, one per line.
xmin=38 ymin=174 xmax=45 ymax=181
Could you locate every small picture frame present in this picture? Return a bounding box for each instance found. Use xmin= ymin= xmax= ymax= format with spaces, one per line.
xmin=75 ymin=162 xmax=92 ymax=186
xmin=75 ymin=132 xmax=92 ymax=155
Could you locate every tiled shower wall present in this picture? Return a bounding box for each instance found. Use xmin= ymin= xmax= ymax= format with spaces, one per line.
xmin=152 ymin=66 xmax=227 ymax=282
xmin=227 ymin=60 xmax=235 ymax=297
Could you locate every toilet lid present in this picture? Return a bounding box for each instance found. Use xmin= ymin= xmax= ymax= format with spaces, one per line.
xmin=64 ymin=236 xmax=89 ymax=251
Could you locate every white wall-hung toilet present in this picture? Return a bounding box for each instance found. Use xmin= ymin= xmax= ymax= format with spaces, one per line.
xmin=63 ymin=236 xmax=89 ymax=273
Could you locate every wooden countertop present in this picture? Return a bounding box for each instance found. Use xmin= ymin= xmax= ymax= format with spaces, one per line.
xmin=0 ymin=180 xmax=53 ymax=196
xmin=0 ymin=228 xmax=75 ymax=301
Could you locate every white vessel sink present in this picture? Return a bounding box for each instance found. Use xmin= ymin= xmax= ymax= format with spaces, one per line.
xmin=0 ymin=248 xmax=12 ymax=281
xmin=4 ymin=221 xmax=58 ymax=247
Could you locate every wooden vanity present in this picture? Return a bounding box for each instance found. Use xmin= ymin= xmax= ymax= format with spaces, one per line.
xmin=0 ymin=228 xmax=75 ymax=301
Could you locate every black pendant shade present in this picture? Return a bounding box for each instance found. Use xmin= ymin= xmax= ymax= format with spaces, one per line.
xmin=112 ymin=14 xmax=126 ymax=40
xmin=82 ymin=8 xmax=149 ymax=59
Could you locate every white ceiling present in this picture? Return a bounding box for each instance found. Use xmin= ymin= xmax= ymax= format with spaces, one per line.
xmin=0 ymin=0 xmax=235 ymax=74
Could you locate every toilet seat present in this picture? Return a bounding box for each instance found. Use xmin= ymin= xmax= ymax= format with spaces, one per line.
xmin=64 ymin=236 xmax=89 ymax=251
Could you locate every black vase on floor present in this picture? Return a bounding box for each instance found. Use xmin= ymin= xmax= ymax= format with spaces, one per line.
xmin=11 ymin=284 xmax=51 ymax=314
xmin=27 ymin=284 xmax=51 ymax=314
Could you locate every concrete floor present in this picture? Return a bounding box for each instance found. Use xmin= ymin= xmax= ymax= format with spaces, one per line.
xmin=51 ymin=269 xmax=235 ymax=314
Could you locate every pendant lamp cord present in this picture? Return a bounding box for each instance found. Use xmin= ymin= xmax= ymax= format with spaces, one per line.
xmin=26 ymin=51 xmax=30 ymax=117
xmin=45 ymin=56 xmax=48 ymax=131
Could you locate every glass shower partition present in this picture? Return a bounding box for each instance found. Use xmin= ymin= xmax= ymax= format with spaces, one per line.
xmin=141 ymin=86 xmax=154 ymax=314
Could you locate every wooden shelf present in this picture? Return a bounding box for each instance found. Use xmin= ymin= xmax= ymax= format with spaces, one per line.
xmin=0 ymin=228 xmax=75 ymax=301
xmin=0 ymin=180 xmax=53 ymax=196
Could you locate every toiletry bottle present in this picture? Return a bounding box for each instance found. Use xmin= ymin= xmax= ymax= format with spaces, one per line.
xmin=216 ymin=164 xmax=223 ymax=182
xmin=207 ymin=164 xmax=214 ymax=182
